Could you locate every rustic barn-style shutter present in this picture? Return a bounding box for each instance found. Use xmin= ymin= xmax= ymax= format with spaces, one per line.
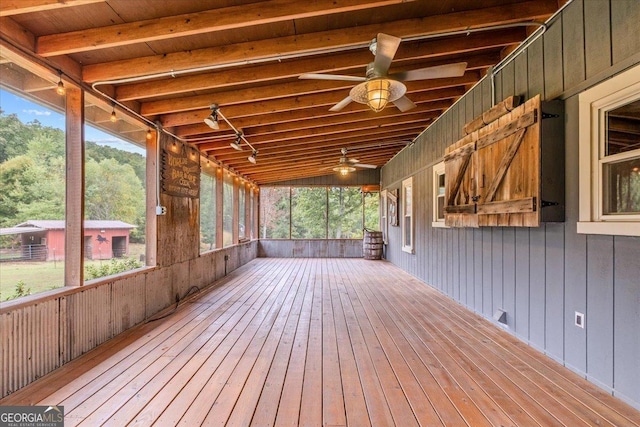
xmin=443 ymin=95 xmax=564 ymax=227
xmin=475 ymin=95 xmax=540 ymax=226
xmin=443 ymin=135 xmax=478 ymax=227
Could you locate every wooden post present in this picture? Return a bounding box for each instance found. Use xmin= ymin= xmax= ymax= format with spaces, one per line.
xmin=64 ymin=86 xmax=84 ymax=285
xmin=145 ymin=128 xmax=157 ymax=266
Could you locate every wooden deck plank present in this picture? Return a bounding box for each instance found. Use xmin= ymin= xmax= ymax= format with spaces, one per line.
xmin=250 ymin=259 xmax=315 ymax=426
xmin=326 ymin=259 xmax=370 ymax=427
xmin=271 ymin=259 xmax=318 ymax=427
xmin=2 ymin=258 xmax=639 ymax=427
xmin=209 ymin=258 xmax=311 ymax=427
xmin=297 ymin=259 xmax=324 ymax=427
xmin=85 ymin=259 xmax=288 ymax=426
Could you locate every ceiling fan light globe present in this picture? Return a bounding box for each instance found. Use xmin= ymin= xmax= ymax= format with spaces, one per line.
xmin=333 ymin=164 xmax=356 ymax=175
xmin=366 ymin=79 xmax=390 ymax=112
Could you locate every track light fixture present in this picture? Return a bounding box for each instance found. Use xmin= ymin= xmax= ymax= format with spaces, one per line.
xmin=248 ymin=150 xmax=258 ymax=164
xmin=206 ymin=105 xmax=258 ymax=165
xmin=55 ymin=71 xmax=65 ymax=96
xmin=230 ymin=131 xmax=243 ymax=151
xmin=204 ymin=104 xmax=220 ymax=129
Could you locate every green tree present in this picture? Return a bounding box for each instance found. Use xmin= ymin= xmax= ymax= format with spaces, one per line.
xmin=85 ymin=158 xmax=145 ymax=225
xmin=291 ymin=187 xmax=327 ymax=238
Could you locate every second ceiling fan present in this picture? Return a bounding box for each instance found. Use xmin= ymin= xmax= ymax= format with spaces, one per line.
xmin=300 ymin=33 xmax=467 ymax=113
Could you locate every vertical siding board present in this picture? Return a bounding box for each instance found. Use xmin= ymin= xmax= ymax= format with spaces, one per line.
xmin=473 ymin=229 xmax=483 ymax=313
xmin=452 ymin=228 xmax=460 ymax=300
xmin=473 ymin=84 xmax=483 ymax=118
xmin=529 ymin=226 xmax=546 ymax=350
xmin=482 ymin=228 xmax=492 ymax=316
xmin=583 ymin=0 xmax=612 ymax=78
xmin=563 ymin=95 xmax=588 ymax=373
xmin=514 ymin=228 xmax=530 ymax=339
xmin=562 ymin=0 xmax=586 ymax=90
xmin=586 ymin=235 xmax=615 ymax=390
xmin=502 ymin=229 xmax=516 ymax=328
xmin=613 ymin=236 xmax=640 ymax=405
xmin=466 ymin=229 xmax=474 ymax=308
xmin=501 ymin=61 xmax=516 ymax=99
xmin=481 ymin=77 xmax=492 ymax=111
xmin=527 ymin=37 xmax=545 ymax=100
xmin=543 ymin=18 xmax=564 ymax=100
xmin=514 ymin=52 xmax=529 ymax=99
xmin=611 ymin=0 xmax=640 ymax=65
xmin=494 ymin=70 xmax=503 ymax=104
xmin=544 ymin=223 xmax=565 ymax=362
xmin=457 ymin=97 xmax=466 ymax=143
xmin=492 ymin=228 xmax=504 ymax=319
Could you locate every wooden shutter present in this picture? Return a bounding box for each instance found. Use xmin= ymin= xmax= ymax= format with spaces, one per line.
xmin=443 ymin=134 xmax=478 ymax=227
xmin=443 ymin=95 xmax=546 ymax=227
xmin=475 ymin=95 xmax=540 ymax=226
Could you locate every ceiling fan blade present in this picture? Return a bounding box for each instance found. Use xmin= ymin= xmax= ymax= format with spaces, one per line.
xmin=354 ymin=163 xmax=377 ymax=169
xmin=299 ymin=73 xmax=366 ymax=82
xmin=373 ymin=33 xmax=401 ymax=75
xmin=348 ymin=158 xmax=360 ymax=164
xmin=329 ymin=96 xmax=354 ymax=112
xmin=391 ymin=62 xmax=468 ymax=82
xmin=393 ymin=95 xmax=417 ymax=112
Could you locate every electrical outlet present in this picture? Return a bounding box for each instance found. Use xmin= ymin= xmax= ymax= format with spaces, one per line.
xmin=575 ymin=311 xmax=585 ymax=328
xmin=155 ymin=205 xmax=167 ymax=215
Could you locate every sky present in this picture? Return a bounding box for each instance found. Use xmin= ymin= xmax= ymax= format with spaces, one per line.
xmin=0 ymin=88 xmax=145 ymax=155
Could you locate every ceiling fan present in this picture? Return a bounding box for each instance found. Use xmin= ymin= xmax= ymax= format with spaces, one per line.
xmin=299 ymin=33 xmax=467 ymax=113
xmin=323 ymin=148 xmax=378 ymax=175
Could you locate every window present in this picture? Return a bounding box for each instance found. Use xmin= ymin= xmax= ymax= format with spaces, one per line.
xmin=259 ymin=186 xmax=378 ymax=240
xmin=292 ymin=187 xmax=327 ymax=238
xmin=363 ymin=191 xmax=380 ymax=232
xmin=223 ymin=172 xmax=234 ymax=246
xmin=432 ymin=161 xmax=448 ymax=228
xmin=200 ymin=161 xmax=216 ymax=252
xmin=380 ymin=190 xmax=388 ymax=243
xmin=578 ymin=64 xmax=640 ymax=236
xmin=259 ymin=187 xmax=291 ymax=238
xmin=238 ymin=182 xmax=246 ymax=240
xmin=328 ymin=187 xmax=363 ymax=238
xmin=402 ymin=177 xmax=414 ymax=253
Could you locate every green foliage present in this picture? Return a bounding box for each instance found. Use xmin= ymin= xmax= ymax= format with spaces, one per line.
xmin=3 ymin=280 xmax=33 ymax=301
xmin=328 ymin=187 xmax=363 ymax=238
xmin=84 ymin=257 xmax=143 ymax=281
xmin=0 ymin=110 xmax=146 ymax=242
xmin=292 ymin=187 xmax=327 ymax=238
xmin=200 ymin=171 xmax=217 ymax=250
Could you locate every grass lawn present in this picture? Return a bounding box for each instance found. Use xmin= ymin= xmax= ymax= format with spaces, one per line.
xmin=0 ymin=244 xmax=146 ymax=302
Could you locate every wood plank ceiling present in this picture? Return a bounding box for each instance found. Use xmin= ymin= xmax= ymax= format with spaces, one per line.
xmin=0 ymin=0 xmax=562 ymax=184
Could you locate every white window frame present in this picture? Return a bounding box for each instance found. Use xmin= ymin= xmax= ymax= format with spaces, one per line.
xmin=380 ymin=189 xmax=389 ymax=244
xmin=402 ymin=177 xmax=414 ymax=253
xmin=578 ymin=64 xmax=640 ymax=236
xmin=432 ymin=161 xmax=448 ymax=228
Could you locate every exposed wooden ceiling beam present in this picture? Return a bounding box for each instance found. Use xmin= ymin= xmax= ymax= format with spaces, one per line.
xmin=140 ymin=52 xmax=495 ymax=116
xmin=115 ymin=29 xmax=522 ymax=101
xmin=37 ymin=0 xmax=407 ymax=56
xmin=160 ymin=71 xmax=480 ymax=128
xmin=0 ymin=0 xmax=103 ymax=17
xmin=82 ymin=0 xmax=556 ymax=82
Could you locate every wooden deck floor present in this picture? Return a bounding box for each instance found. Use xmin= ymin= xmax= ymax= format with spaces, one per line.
xmin=2 ymin=258 xmax=639 ymax=426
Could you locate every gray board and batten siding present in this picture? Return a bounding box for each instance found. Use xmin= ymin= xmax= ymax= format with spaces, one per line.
xmin=381 ymin=0 xmax=640 ymax=410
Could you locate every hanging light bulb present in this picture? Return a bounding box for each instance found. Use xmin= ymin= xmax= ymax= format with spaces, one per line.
xmin=110 ymin=108 xmax=117 ymax=123
xmin=365 ymin=78 xmax=391 ymax=112
xmin=55 ymin=71 xmax=65 ymax=96
xmin=248 ymin=150 xmax=257 ymax=164
xmin=230 ymin=132 xmax=243 ymax=151
xmin=146 ymin=129 xmax=152 ymax=140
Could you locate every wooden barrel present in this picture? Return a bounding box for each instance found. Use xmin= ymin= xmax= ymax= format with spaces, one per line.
xmin=363 ymin=229 xmax=383 ymax=260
